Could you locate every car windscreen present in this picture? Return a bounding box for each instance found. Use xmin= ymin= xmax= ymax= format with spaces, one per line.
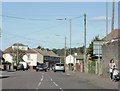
xmin=17 ymin=64 xmax=23 ymax=66
xmin=56 ymin=64 xmax=64 ymax=66
xmin=38 ymin=64 xmax=47 ymax=67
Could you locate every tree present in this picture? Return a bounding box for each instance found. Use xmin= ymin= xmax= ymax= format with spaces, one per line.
xmin=87 ymin=35 xmax=103 ymax=59
xmin=10 ymin=49 xmax=26 ymax=65
xmin=79 ymin=46 xmax=84 ymax=54
xmin=37 ymin=46 xmax=42 ymax=49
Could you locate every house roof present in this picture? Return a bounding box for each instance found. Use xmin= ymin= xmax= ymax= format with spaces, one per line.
xmin=3 ymin=46 xmax=13 ymax=53
xmin=24 ymin=49 xmax=37 ymax=53
xmin=3 ymin=44 xmax=37 ymax=54
xmin=33 ymin=49 xmax=60 ymax=57
xmin=13 ymin=43 xmax=26 ymax=46
xmin=75 ymin=55 xmax=84 ymax=60
xmin=103 ymin=29 xmax=120 ymax=40
xmin=67 ymin=54 xmax=84 ymax=60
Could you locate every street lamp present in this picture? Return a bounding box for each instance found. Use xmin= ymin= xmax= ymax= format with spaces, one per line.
xmin=55 ymin=35 xmax=67 ymax=65
xmin=56 ymin=18 xmax=72 ymax=64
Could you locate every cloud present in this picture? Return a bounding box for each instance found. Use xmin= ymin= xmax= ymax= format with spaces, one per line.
xmin=89 ymin=16 xmax=112 ymax=21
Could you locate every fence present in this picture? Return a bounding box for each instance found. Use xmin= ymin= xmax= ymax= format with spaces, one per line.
xmin=66 ymin=60 xmax=102 ymax=75
xmin=87 ymin=60 xmax=102 ymax=75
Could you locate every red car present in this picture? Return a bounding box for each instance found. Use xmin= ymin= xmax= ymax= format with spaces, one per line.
xmin=36 ymin=63 xmax=47 ymax=72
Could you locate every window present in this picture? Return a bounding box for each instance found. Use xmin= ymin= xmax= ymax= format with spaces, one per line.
xmin=44 ymin=56 xmax=50 ymax=60
xmin=56 ymin=63 xmax=64 ymax=66
xmin=27 ymin=54 xmax=31 ymax=59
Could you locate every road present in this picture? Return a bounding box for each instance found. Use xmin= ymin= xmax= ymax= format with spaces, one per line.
xmin=1 ymin=70 xmax=119 ymax=91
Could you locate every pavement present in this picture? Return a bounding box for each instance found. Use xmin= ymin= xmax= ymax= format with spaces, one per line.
xmin=66 ymin=71 xmax=119 ymax=89
xmin=0 ymin=70 xmax=15 ymax=78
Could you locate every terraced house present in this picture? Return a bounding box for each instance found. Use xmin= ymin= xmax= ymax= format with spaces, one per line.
xmin=33 ymin=49 xmax=60 ymax=67
xmin=3 ymin=43 xmax=60 ymax=69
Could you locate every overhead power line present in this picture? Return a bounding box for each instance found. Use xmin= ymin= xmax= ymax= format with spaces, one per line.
xmin=3 ymin=31 xmax=65 ymax=45
xmin=0 ymin=15 xmax=50 ymax=21
xmin=1 ymin=14 xmax=83 ymax=21
xmin=3 ymin=31 xmax=83 ymax=48
xmin=71 ymin=16 xmax=83 ymax=20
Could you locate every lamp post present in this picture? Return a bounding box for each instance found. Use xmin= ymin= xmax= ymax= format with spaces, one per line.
xmin=56 ymin=18 xmax=72 ymax=66
xmin=64 ymin=36 xmax=67 ymax=68
xmin=55 ymin=35 xmax=67 ymax=65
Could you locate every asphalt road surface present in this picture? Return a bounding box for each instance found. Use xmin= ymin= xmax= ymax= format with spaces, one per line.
xmin=1 ymin=70 xmax=119 ymax=91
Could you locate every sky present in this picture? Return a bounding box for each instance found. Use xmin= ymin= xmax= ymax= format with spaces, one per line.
xmin=0 ymin=1 xmax=119 ymax=50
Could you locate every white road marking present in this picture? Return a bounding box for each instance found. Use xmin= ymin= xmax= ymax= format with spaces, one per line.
xmin=36 ymin=72 xmax=44 ymax=90
xmin=53 ymin=82 xmax=58 ymax=86
xmin=41 ymin=72 xmax=44 ymax=81
xmin=59 ymin=88 xmax=64 ymax=91
xmin=41 ymin=78 xmax=43 ymax=81
xmin=66 ymin=73 xmax=70 ymax=76
xmin=50 ymin=78 xmax=53 ymax=81
xmin=46 ymin=73 xmax=64 ymax=90
xmin=38 ymin=82 xmax=41 ymax=86
xmin=36 ymin=87 xmax=39 ymax=91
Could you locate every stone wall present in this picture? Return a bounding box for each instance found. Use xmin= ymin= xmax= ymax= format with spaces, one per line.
xmin=102 ymin=39 xmax=120 ymax=77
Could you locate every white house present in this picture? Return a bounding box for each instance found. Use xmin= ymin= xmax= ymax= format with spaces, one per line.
xmin=3 ymin=43 xmax=38 ymax=68
xmin=66 ymin=54 xmax=84 ymax=65
xmin=0 ymin=50 xmax=5 ymax=63
xmin=66 ymin=55 xmax=75 ymax=65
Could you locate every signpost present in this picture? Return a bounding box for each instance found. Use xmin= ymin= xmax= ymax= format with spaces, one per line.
xmin=93 ymin=41 xmax=104 ymax=76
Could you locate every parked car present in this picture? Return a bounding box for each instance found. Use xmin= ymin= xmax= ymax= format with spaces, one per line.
xmin=16 ymin=64 xmax=24 ymax=71
xmin=50 ymin=64 xmax=54 ymax=70
xmin=54 ymin=63 xmax=65 ymax=72
xmin=36 ymin=63 xmax=47 ymax=72
xmin=47 ymin=67 xmax=50 ymax=70
xmin=19 ymin=62 xmax=28 ymax=70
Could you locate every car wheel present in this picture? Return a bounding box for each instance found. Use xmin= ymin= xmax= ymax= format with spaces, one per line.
xmin=54 ymin=70 xmax=56 ymax=72
xmin=63 ymin=70 xmax=65 ymax=72
xmin=36 ymin=69 xmax=38 ymax=72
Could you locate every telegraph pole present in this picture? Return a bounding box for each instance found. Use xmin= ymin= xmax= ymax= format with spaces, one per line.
xmin=17 ymin=43 xmax=19 ymax=65
xmin=69 ymin=19 xmax=72 ymax=70
xmin=84 ymin=13 xmax=87 ymax=72
xmin=0 ymin=27 xmax=1 ymax=50
xmin=64 ymin=36 xmax=67 ymax=69
xmin=111 ymin=0 xmax=115 ymax=32
xmin=0 ymin=27 xmax=2 ymax=65
xmin=106 ymin=0 xmax=108 ymax=37
xmin=70 ymin=19 xmax=72 ymax=56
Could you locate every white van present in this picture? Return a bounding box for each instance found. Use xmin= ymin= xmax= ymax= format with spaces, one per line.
xmin=19 ymin=62 xmax=28 ymax=70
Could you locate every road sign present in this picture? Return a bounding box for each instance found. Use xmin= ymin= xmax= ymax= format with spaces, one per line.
xmin=93 ymin=41 xmax=104 ymax=56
